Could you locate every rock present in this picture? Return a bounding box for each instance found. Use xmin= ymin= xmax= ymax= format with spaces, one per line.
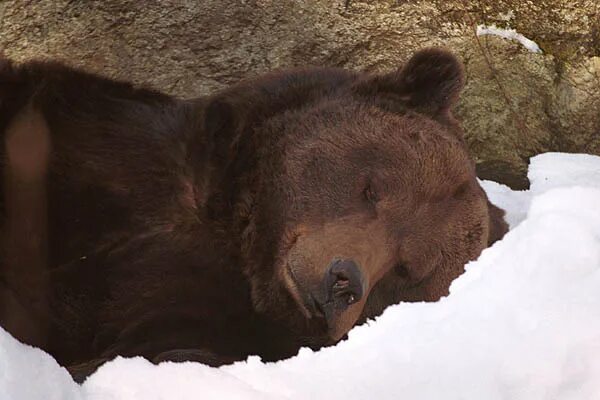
xmin=1 ymin=0 xmax=598 ymax=189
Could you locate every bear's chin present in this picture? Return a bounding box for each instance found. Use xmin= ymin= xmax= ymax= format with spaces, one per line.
xmin=246 ymin=269 xmax=339 ymax=343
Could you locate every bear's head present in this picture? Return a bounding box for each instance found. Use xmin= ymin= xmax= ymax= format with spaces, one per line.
xmin=200 ymin=48 xmax=503 ymax=349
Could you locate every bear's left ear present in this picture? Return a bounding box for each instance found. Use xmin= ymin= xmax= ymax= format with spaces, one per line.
xmin=354 ymin=48 xmax=465 ymax=114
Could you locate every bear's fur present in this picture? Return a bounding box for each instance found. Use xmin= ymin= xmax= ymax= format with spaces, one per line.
xmin=0 ymin=48 xmax=508 ymax=380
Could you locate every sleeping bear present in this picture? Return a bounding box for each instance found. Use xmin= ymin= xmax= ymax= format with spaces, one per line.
xmin=0 ymin=48 xmax=507 ymax=380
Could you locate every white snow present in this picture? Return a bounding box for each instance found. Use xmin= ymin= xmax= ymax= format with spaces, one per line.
xmin=497 ymin=11 xmax=515 ymax=22
xmin=477 ymin=24 xmax=543 ymax=53
xmin=0 ymin=325 xmax=81 ymax=400
xmin=2 ymin=152 xmax=600 ymax=400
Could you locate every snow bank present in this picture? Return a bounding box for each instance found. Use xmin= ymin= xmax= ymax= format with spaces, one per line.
xmin=480 ymin=152 xmax=600 ymax=229
xmin=477 ymin=24 xmax=542 ymax=53
xmin=2 ymin=152 xmax=600 ymax=400
xmin=0 ymin=326 xmax=81 ymax=400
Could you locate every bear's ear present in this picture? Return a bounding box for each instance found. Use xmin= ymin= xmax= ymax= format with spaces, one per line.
xmin=204 ymin=98 xmax=234 ymax=142
xmin=354 ymin=48 xmax=465 ymax=114
xmin=202 ymin=97 xmax=240 ymax=162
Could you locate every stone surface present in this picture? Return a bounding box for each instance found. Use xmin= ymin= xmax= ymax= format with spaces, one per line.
xmin=1 ymin=0 xmax=599 ymax=189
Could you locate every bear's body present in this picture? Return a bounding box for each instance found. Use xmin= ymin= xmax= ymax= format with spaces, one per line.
xmin=0 ymin=49 xmax=507 ymax=380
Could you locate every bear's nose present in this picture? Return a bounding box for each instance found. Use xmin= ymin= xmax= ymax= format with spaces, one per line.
xmin=325 ymin=259 xmax=364 ymax=308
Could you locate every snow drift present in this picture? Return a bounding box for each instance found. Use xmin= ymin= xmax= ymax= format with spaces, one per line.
xmin=2 ymin=152 xmax=600 ymax=400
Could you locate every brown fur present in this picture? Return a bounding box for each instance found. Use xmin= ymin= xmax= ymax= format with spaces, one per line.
xmin=2 ymin=105 xmax=51 ymax=348
xmin=0 ymin=48 xmax=508 ymax=381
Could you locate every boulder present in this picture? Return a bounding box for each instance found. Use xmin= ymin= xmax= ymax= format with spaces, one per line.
xmin=1 ymin=0 xmax=598 ymax=188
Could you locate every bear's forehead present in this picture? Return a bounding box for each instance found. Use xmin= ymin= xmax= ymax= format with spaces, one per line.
xmin=281 ymin=111 xmax=472 ymax=187
xmin=277 ymin=101 xmax=458 ymax=151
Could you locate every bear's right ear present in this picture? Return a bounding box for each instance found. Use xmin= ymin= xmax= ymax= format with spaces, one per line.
xmin=202 ymin=97 xmax=239 ymax=161
xmin=0 ymin=56 xmax=17 ymax=110
xmin=0 ymin=57 xmax=32 ymax=135
xmin=204 ymin=98 xmax=234 ymax=142
xmin=353 ymin=48 xmax=465 ymax=115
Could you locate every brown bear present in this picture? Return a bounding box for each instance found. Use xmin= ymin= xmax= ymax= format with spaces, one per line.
xmin=0 ymin=48 xmax=507 ymax=381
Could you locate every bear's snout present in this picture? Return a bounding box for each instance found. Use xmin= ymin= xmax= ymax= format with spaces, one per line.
xmin=311 ymin=259 xmax=366 ymax=328
xmin=325 ymin=259 xmax=364 ymax=307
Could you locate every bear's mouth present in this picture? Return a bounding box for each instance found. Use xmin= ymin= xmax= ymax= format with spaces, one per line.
xmin=282 ymin=263 xmax=324 ymax=320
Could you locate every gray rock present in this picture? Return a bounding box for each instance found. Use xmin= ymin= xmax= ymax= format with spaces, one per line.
xmin=1 ymin=0 xmax=598 ymax=189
